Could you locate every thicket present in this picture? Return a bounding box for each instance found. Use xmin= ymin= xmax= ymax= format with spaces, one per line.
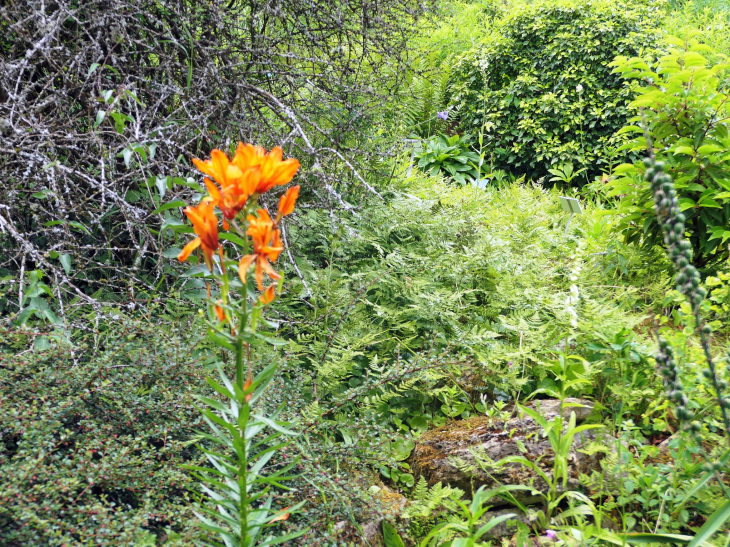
xmin=0 ymin=0 xmax=424 ymax=315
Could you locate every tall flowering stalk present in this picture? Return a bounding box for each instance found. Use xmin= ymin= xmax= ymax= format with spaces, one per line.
xmin=175 ymin=143 xmax=305 ymax=546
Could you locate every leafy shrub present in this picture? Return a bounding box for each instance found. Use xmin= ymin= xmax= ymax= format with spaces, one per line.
xmin=609 ymin=38 xmax=730 ymax=269
xmin=0 ymin=313 xmax=207 ymax=546
xmin=414 ymin=134 xmax=481 ymax=184
xmin=448 ymin=0 xmax=660 ymax=181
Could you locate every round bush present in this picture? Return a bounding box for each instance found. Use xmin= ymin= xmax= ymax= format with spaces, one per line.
xmin=448 ymin=0 xmax=660 ymax=182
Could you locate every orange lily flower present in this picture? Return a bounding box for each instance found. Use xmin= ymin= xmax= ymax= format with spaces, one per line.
xmin=276 ymin=185 xmax=300 ymax=222
xmin=178 ymin=198 xmax=219 ymax=269
xmin=238 ymin=209 xmax=283 ymax=290
xmin=231 ymin=143 xmax=300 ymax=194
xmin=258 ymin=285 xmax=276 ymax=305
xmin=193 ymin=149 xmax=260 ymax=219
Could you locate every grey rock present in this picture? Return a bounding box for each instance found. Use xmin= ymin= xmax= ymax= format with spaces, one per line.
xmin=361 ymin=519 xmax=384 ymax=546
xmin=412 ymin=398 xmax=603 ymax=505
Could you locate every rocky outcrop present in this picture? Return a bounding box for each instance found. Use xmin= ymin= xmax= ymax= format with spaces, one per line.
xmin=411 ymin=398 xmax=603 ymax=504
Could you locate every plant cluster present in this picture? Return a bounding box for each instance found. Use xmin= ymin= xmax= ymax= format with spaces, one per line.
xmin=0 ymin=314 xmax=208 ymax=545
xmin=609 ymin=37 xmax=730 ymax=269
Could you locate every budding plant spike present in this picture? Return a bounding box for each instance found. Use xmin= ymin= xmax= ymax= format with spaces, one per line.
xmin=173 ymin=144 xmax=306 ymax=546
xmin=642 ymin=152 xmax=730 ymax=441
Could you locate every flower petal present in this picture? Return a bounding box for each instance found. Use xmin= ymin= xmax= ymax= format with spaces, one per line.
xmin=178 ymin=237 xmax=201 ymax=262
xmin=238 ymin=254 xmax=257 ymax=284
xmin=258 ymin=285 xmax=276 ymax=305
xmin=277 ymin=185 xmax=300 ymax=219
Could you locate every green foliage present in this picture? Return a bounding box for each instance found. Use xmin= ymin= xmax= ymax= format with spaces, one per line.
xmin=483 ymin=402 xmax=604 ymax=530
xmin=402 ymin=65 xmax=452 ymax=139
xmin=609 ymin=38 xmax=730 ymax=269
xmin=0 ymin=313 xmax=207 ymax=546
xmin=414 ymin=134 xmax=481 ymax=185
xmin=664 ymin=0 xmax=730 ymax=58
xmin=283 ymin=173 xmax=666 ymax=445
xmin=418 ymin=485 xmax=515 ymax=546
xmin=187 ymin=364 xmax=305 ymax=547
xmin=406 ymin=478 xmax=465 ymax=519
xmin=448 ymin=0 xmax=660 ymax=180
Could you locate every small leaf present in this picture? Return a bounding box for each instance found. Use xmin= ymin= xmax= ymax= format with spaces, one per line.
xmin=59 ymin=254 xmax=72 ymax=275
xmin=122 ymin=148 xmax=133 ymax=168
xmin=151 ymin=200 xmax=185 ymax=215
xmin=33 ymin=336 xmax=50 ymax=351
xmin=155 ymin=176 xmax=168 ymax=199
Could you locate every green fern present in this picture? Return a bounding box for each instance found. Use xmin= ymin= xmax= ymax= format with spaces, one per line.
xmin=405 ymin=477 xmax=465 ymax=518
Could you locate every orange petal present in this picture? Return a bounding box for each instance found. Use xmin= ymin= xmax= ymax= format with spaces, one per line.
xmin=192 ymin=157 xmax=217 ymax=179
xmin=214 ymin=304 xmax=226 ymax=323
xmin=222 ymin=218 xmax=230 ymax=231
xmin=178 ymin=238 xmax=201 ymax=262
xmin=238 ymin=254 xmax=257 ymax=284
xmin=277 ymin=185 xmax=300 ymax=219
xmin=258 ymin=285 xmax=276 ymax=304
xmin=256 ymin=258 xmax=280 ymax=290
xmin=268 ymin=508 xmax=291 ymax=523
xmin=204 ymin=178 xmax=223 ymax=204
xmin=210 ymin=149 xmax=230 ymax=182
xmin=271 ymin=159 xmax=300 ymax=186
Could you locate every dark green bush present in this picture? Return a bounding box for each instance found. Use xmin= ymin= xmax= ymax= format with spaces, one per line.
xmin=448 ymin=0 xmax=660 ymax=181
xmin=0 ymin=314 xmax=208 ymax=546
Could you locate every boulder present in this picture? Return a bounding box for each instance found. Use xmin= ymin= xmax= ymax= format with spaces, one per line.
xmin=411 ymin=398 xmax=602 ymax=505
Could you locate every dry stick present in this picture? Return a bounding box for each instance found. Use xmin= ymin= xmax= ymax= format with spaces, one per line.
xmin=18 ymin=253 xmax=25 ymax=312
xmin=279 ymin=221 xmax=313 ymax=302
xmin=0 ymin=210 xmax=98 ymax=306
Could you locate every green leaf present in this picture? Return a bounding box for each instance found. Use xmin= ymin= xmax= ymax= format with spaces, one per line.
xmin=219 ymin=233 xmax=247 ymax=247
xmin=33 ymin=336 xmax=51 ymax=350
xmin=121 ymin=148 xmax=133 ymax=168
xmin=389 ymin=438 xmax=415 ymax=461
xmin=697 ymin=144 xmax=724 ymax=155
xmin=623 ymin=533 xmax=712 ymax=546
xmin=163 ymin=247 xmax=182 ymax=258
xmin=155 ymin=176 xmax=168 ymax=199
xmin=59 ymin=254 xmax=72 ymax=275
xmin=151 ymin=200 xmax=186 ymax=215
xmin=382 ymin=521 xmax=405 ymax=547
xmin=673 ymin=146 xmax=696 ymax=156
